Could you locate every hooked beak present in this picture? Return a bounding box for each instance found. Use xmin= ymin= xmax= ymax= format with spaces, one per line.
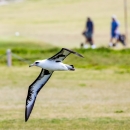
xmin=29 ymin=63 xmax=35 ymax=67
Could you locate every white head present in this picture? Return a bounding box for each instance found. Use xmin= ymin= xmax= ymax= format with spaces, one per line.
xmin=29 ymin=60 xmax=42 ymax=68
xmin=112 ymin=14 xmax=117 ymax=21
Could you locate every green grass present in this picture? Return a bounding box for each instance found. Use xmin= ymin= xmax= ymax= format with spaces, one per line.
xmin=0 ymin=38 xmax=130 ymax=129
xmin=0 ymin=1 xmax=130 ymax=129
xmin=0 ymin=37 xmax=54 ymax=49
xmin=0 ymin=66 xmax=130 ymax=129
xmin=0 ymin=38 xmax=130 ymax=70
xmin=0 ymin=118 xmax=130 ymax=130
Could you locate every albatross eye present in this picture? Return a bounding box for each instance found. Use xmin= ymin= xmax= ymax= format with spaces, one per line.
xmin=35 ymin=62 xmax=39 ymax=65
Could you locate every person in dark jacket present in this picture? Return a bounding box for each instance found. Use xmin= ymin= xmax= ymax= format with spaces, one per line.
xmin=81 ymin=17 xmax=96 ymax=49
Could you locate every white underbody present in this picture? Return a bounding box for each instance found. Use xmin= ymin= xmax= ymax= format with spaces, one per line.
xmin=37 ymin=59 xmax=71 ymax=71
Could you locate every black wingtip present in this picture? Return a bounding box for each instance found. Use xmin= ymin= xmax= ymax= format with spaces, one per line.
xmin=25 ymin=97 xmax=37 ymax=122
xmin=25 ymin=113 xmax=29 ymax=122
xmin=25 ymin=108 xmax=29 ymax=122
xmin=76 ymin=53 xmax=84 ymax=58
xmin=25 ymin=118 xmax=29 ymax=122
xmin=62 ymin=48 xmax=84 ymax=58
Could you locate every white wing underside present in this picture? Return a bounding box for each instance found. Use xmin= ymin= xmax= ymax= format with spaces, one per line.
xmin=25 ymin=69 xmax=53 ymax=121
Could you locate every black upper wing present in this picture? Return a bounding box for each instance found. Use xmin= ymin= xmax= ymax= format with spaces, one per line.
xmin=25 ymin=69 xmax=53 ymax=122
xmin=48 ymin=48 xmax=83 ymax=62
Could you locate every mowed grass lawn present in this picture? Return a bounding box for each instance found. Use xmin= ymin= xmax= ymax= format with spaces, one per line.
xmin=0 ymin=66 xmax=130 ymax=130
xmin=0 ymin=0 xmax=130 ymax=129
xmin=0 ymin=0 xmax=130 ymax=47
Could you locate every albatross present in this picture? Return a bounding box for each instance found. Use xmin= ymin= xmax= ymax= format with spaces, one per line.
xmin=25 ymin=48 xmax=83 ymax=122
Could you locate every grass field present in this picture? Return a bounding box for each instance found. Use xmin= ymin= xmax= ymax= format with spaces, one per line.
xmin=0 ymin=0 xmax=130 ymax=47
xmin=1 ymin=40 xmax=130 ymax=69
xmin=0 ymin=41 xmax=130 ymax=129
xmin=0 ymin=66 xmax=130 ymax=130
xmin=0 ymin=0 xmax=130 ymax=129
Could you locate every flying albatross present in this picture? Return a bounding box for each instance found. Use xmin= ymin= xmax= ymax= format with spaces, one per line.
xmin=25 ymin=48 xmax=83 ymax=122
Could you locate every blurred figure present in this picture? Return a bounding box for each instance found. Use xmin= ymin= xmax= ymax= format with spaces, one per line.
xmin=109 ymin=15 xmax=120 ymax=47
xmin=81 ymin=17 xmax=96 ymax=49
xmin=109 ymin=15 xmax=126 ymax=47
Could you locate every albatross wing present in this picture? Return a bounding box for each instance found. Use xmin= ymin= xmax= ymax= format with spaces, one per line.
xmin=25 ymin=69 xmax=53 ymax=122
xmin=48 ymin=48 xmax=83 ymax=62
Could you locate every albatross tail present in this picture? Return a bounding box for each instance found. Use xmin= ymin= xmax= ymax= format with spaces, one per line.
xmin=66 ymin=64 xmax=75 ymax=71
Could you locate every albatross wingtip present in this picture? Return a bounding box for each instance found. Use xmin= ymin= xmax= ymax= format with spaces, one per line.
xmin=62 ymin=48 xmax=84 ymax=58
xmin=25 ymin=115 xmax=28 ymax=122
xmin=25 ymin=118 xmax=28 ymax=122
xmin=77 ymin=53 xmax=84 ymax=58
xmin=25 ymin=106 xmax=31 ymax=122
xmin=25 ymin=113 xmax=29 ymax=122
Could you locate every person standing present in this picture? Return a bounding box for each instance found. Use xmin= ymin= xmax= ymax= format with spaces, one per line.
xmin=109 ymin=15 xmax=120 ymax=47
xmin=82 ymin=17 xmax=96 ymax=49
